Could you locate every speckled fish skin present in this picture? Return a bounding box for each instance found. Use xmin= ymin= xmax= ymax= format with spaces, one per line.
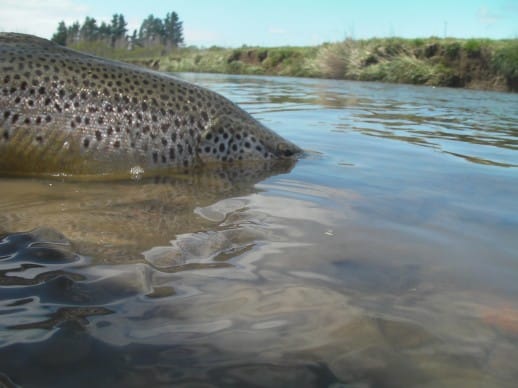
xmin=0 ymin=33 xmax=301 ymax=176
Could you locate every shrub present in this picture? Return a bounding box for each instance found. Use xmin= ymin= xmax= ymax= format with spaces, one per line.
xmin=464 ymin=39 xmax=483 ymax=58
xmin=444 ymin=42 xmax=461 ymax=60
xmin=493 ymin=41 xmax=518 ymax=90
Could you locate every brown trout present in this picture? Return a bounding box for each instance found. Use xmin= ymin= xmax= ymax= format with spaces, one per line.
xmin=0 ymin=33 xmax=301 ymax=177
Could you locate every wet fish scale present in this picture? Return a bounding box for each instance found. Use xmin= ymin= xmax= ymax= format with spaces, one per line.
xmin=0 ymin=33 xmax=301 ymax=176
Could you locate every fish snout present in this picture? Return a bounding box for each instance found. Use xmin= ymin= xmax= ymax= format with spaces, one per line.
xmin=275 ymin=141 xmax=303 ymax=159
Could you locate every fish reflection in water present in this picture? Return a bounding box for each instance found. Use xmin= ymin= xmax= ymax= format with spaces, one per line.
xmin=0 ymin=160 xmax=296 ymax=262
xmin=0 ymin=162 xmax=304 ymax=345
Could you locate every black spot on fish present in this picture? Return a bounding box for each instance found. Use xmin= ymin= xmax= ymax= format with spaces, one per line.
xmin=244 ymin=142 xmax=251 ymax=148
xmin=169 ymin=147 xmax=175 ymax=160
xmin=12 ymin=114 xmax=19 ymax=124
xmin=95 ymin=130 xmax=102 ymax=141
xmin=171 ymin=132 xmax=177 ymax=143
xmin=177 ymin=144 xmax=183 ymax=154
xmin=3 ymin=130 xmax=9 ymax=140
xmin=45 ymin=115 xmax=52 ymax=123
xmin=3 ymin=111 xmax=10 ymax=119
xmin=35 ymin=135 xmax=43 ymax=143
xmin=152 ymin=151 xmax=158 ymax=163
xmin=83 ymin=138 xmax=90 ymax=148
xmin=113 ymin=140 xmax=120 ymax=148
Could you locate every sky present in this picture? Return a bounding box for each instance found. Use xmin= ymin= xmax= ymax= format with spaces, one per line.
xmin=0 ymin=0 xmax=517 ymax=47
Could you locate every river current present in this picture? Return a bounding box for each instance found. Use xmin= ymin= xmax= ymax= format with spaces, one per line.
xmin=1 ymin=73 xmax=517 ymax=387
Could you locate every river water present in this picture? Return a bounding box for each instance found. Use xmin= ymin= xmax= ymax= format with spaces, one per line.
xmin=1 ymin=73 xmax=517 ymax=387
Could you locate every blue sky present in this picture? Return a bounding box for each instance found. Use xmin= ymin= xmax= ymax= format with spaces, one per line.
xmin=1 ymin=0 xmax=517 ymax=46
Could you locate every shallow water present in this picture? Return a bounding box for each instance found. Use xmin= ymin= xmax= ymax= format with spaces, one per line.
xmin=1 ymin=73 xmax=517 ymax=387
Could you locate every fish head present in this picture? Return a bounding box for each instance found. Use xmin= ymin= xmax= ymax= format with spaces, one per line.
xmin=197 ymin=114 xmax=302 ymax=164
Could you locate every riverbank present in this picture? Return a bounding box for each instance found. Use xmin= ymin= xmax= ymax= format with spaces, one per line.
xmin=72 ymin=37 xmax=518 ymax=92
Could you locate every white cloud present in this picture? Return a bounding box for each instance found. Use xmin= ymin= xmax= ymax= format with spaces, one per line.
xmin=0 ymin=0 xmax=88 ymax=38
xmin=477 ymin=6 xmax=501 ymax=26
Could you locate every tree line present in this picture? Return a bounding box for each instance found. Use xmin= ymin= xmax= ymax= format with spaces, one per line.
xmin=51 ymin=12 xmax=184 ymax=50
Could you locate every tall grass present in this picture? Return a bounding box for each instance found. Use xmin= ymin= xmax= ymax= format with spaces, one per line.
xmin=71 ymin=37 xmax=518 ymax=92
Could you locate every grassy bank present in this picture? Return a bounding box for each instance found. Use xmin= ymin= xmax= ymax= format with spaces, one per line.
xmin=71 ymin=37 xmax=518 ymax=92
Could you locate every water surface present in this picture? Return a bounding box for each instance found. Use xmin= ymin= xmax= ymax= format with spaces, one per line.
xmin=1 ymin=74 xmax=517 ymax=387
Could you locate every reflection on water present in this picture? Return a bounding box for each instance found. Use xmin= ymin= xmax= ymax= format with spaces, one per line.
xmin=1 ymin=74 xmax=517 ymax=387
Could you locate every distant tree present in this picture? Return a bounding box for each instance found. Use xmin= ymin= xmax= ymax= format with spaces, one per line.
xmin=66 ymin=21 xmax=81 ymax=45
xmin=98 ymin=21 xmax=112 ymax=44
xmin=51 ymin=21 xmax=68 ymax=45
xmin=139 ymin=14 xmax=164 ymax=46
xmin=163 ymin=11 xmax=184 ymax=48
xmin=110 ymin=13 xmax=128 ymax=48
xmin=80 ymin=17 xmax=99 ymax=41
xmin=129 ymin=29 xmax=140 ymax=49
xmin=50 ymin=11 xmax=184 ymax=51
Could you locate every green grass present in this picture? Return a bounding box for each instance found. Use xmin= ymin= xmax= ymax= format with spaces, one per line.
xmin=70 ymin=37 xmax=518 ymax=92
